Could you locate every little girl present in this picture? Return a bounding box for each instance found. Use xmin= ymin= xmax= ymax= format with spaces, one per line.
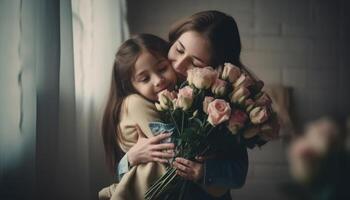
xmin=100 ymin=34 xmax=177 ymax=200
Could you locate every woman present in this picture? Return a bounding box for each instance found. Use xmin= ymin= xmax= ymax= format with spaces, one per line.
xmin=117 ymin=10 xmax=252 ymax=200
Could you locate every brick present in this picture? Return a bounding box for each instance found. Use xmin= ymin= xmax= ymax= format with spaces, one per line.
xmin=241 ymin=51 xmax=308 ymax=69
xmin=241 ymin=36 xmax=254 ymax=51
xmin=254 ymin=36 xmax=312 ymax=54
xmin=254 ymin=0 xmax=290 ymax=24
xmin=306 ymin=68 xmax=338 ymax=89
xmin=282 ymin=67 xmax=307 ymax=88
xmin=282 ymin=23 xmax=313 ymax=37
xmin=255 ymin=22 xmax=282 ymax=36
xmin=306 ymin=88 xmax=339 ymax=119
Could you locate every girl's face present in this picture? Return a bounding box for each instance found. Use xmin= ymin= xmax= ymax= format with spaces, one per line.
xmin=132 ymin=51 xmax=177 ymax=101
xmin=168 ymin=31 xmax=212 ymax=80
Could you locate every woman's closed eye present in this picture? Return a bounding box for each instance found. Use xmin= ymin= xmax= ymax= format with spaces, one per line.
xmin=176 ymin=47 xmax=184 ymax=54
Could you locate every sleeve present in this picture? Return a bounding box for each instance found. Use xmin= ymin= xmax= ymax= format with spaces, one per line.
xmin=125 ymin=94 xmax=161 ymax=138
xmin=202 ymin=145 xmax=248 ymax=188
xmin=117 ymin=154 xmax=130 ymax=181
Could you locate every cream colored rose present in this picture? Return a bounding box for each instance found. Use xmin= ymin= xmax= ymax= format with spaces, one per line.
xmin=175 ymin=86 xmax=194 ymax=110
xmin=221 ymin=63 xmax=241 ymax=83
xmin=187 ymin=67 xmax=217 ymax=89
xmin=211 ymin=78 xmax=227 ymax=96
xmin=207 ymin=99 xmax=231 ymax=126
xmin=230 ymin=87 xmax=250 ymax=104
xmin=157 ymin=89 xmax=177 ymax=110
xmin=233 ymin=73 xmax=254 ymax=89
xmin=249 ymin=106 xmax=269 ymax=124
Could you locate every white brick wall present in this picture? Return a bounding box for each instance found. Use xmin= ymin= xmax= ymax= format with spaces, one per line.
xmin=127 ymin=0 xmax=350 ymax=199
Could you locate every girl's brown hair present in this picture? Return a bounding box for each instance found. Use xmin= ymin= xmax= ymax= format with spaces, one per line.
xmin=169 ymin=10 xmax=261 ymax=83
xmin=102 ymin=34 xmax=169 ymax=173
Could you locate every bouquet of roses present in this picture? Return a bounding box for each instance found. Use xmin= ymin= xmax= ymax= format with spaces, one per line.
xmin=145 ymin=63 xmax=279 ymax=200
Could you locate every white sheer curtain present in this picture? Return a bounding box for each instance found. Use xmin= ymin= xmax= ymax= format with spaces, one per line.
xmin=0 ymin=0 xmax=129 ymax=199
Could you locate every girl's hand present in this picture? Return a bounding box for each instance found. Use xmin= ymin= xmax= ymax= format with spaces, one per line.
xmin=127 ymin=126 xmax=175 ymax=166
xmin=173 ymin=157 xmax=204 ymax=182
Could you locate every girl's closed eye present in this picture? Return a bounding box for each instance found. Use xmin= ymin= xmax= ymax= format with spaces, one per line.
xmin=138 ymin=76 xmax=150 ymax=83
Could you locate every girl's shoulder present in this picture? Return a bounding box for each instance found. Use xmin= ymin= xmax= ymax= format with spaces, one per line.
xmin=123 ymin=94 xmax=156 ymax=114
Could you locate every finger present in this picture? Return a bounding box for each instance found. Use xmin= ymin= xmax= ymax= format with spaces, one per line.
xmin=173 ymin=161 xmax=190 ymax=173
xmin=152 ymin=157 xmax=169 ymax=164
xmin=150 ymin=133 xmax=172 ymax=143
xmin=175 ymin=157 xmax=192 ymax=167
xmin=176 ymin=170 xmax=193 ymax=181
xmin=152 ymin=143 xmax=175 ymax=151
xmin=135 ymin=125 xmax=147 ymax=139
xmin=195 ymin=156 xmax=205 ymax=163
xmin=151 ymin=151 xmax=174 ymax=159
xmin=176 ymin=170 xmax=189 ymax=179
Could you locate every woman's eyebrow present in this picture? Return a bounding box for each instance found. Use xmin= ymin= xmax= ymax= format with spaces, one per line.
xmin=178 ymin=41 xmax=206 ymax=64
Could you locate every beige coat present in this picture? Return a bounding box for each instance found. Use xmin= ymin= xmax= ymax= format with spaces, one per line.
xmin=99 ymin=94 xmax=166 ymax=200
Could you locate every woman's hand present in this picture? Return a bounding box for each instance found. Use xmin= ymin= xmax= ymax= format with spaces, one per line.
xmin=172 ymin=157 xmax=204 ymax=182
xmin=127 ymin=126 xmax=175 ymax=166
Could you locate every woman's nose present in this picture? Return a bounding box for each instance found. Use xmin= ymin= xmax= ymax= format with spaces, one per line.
xmin=172 ymin=56 xmax=189 ymax=75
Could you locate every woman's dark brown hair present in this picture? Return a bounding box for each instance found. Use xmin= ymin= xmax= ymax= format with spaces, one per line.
xmin=169 ymin=10 xmax=261 ymax=84
xmin=102 ymin=34 xmax=169 ymax=173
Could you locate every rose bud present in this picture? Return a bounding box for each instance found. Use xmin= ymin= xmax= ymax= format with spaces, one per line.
xmin=158 ymin=89 xmax=177 ymax=110
xmin=221 ymin=63 xmax=241 ymax=83
xmin=243 ymin=126 xmax=260 ymax=139
xmin=227 ymin=110 xmax=248 ymax=134
xmin=230 ymin=87 xmax=250 ymax=104
xmin=175 ymin=86 xmax=194 ymax=110
xmin=233 ymin=73 xmax=254 ymax=89
xmin=211 ymin=78 xmax=227 ymax=96
xmin=203 ymin=96 xmax=215 ymax=114
xmin=255 ymin=92 xmax=272 ymax=106
xmin=244 ymin=98 xmax=256 ymax=112
xmin=207 ymin=99 xmax=231 ymax=126
xmin=249 ymin=106 xmax=269 ymax=124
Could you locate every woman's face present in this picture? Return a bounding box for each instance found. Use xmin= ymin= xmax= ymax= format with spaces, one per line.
xmin=168 ymin=31 xmax=212 ymax=80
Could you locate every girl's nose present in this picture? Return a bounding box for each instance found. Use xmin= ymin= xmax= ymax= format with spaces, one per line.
xmin=154 ymin=74 xmax=165 ymax=87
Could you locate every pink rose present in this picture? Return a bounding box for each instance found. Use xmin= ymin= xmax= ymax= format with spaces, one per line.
xmin=233 ymin=73 xmax=254 ymax=89
xmin=211 ymin=78 xmax=227 ymax=96
xmin=175 ymin=86 xmax=194 ymax=110
xmin=157 ymin=89 xmax=177 ymax=110
xmin=255 ymin=92 xmax=272 ymax=106
xmin=249 ymin=106 xmax=269 ymax=124
xmin=203 ymin=96 xmax=214 ymax=114
xmin=230 ymin=87 xmax=250 ymax=104
xmin=187 ymin=67 xmax=217 ymax=89
xmin=227 ymin=110 xmax=248 ymax=134
xmin=207 ymin=99 xmax=231 ymax=126
xmin=221 ymin=63 xmax=241 ymax=83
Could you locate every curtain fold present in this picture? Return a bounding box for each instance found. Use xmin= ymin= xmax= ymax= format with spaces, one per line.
xmin=1 ymin=0 xmax=129 ymax=199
